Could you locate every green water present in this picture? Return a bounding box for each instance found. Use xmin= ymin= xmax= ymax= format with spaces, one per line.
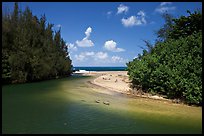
xmin=2 ymin=75 xmax=202 ymax=134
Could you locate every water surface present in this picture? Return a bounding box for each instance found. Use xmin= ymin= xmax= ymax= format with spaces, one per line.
xmin=2 ymin=75 xmax=202 ymax=134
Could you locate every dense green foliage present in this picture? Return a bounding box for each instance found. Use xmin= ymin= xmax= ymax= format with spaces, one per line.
xmin=127 ymin=11 xmax=202 ymax=105
xmin=2 ymin=3 xmax=72 ymax=84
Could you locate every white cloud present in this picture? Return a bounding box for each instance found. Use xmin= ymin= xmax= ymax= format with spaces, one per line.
xmin=155 ymin=2 xmax=176 ymax=13
xmin=76 ymin=27 xmax=94 ymax=47
xmin=121 ymin=10 xmax=147 ymax=27
xmin=107 ymin=11 xmax=112 ymax=15
xmin=83 ymin=51 xmax=95 ymax=56
xmin=111 ymin=56 xmax=124 ymax=63
xmin=95 ymin=52 xmax=108 ymax=60
xmin=121 ymin=16 xmax=137 ymax=27
xmin=74 ymin=51 xmax=108 ymax=62
xmin=76 ymin=39 xmax=94 ymax=47
xmin=104 ymin=40 xmax=125 ymax=52
xmin=74 ymin=51 xmax=95 ymax=61
xmin=85 ymin=27 xmax=92 ymax=38
xmin=67 ymin=43 xmax=77 ymax=51
xmin=56 ymin=24 xmax=61 ymax=28
xmin=107 ymin=11 xmax=112 ymax=18
xmin=137 ymin=10 xmax=145 ymax=17
xmin=117 ymin=4 xmax=129 ymax=14
xmin=75 ymin=54 xmax=85 ymax=61
xmin=155 ymin=6 xmax=176 ymax=13
xmin=73 ymin=51 xmax=128 ymax=66
xmin=160 ymin=2 xmax=172 ymax=6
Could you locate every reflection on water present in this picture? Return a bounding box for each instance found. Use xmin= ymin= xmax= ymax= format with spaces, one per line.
xmin=2 ymin=76 xmax=202 ymax=134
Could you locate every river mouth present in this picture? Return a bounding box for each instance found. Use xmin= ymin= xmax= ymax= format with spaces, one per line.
xmin=2 ymin=75 xmax=202 ymax=134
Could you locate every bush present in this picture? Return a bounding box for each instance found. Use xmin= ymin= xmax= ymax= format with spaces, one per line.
xmin=127 ymin=11 xmax=202 ymax=105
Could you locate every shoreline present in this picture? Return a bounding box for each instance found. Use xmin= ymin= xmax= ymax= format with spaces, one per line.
xmin=75 ymin=71 xmax=202 ymax=107
xmin=75 ymin=71 xmax=175 ymax=104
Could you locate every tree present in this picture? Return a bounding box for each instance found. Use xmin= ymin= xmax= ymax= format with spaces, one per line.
xmin=2 ymin=2 xmax=72 ymax=84
xmin=155 ymin=13 xmax=174 ymax=42
xmin=168 ymin=10 xmax=202 ymax=39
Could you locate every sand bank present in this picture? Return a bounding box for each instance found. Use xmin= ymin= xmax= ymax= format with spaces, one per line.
xmin=74 ymin=71 xmax=170 ymax=101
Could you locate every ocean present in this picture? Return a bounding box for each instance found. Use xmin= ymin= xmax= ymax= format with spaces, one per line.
xmin=73 ymin=67 xmax=127 ymax=71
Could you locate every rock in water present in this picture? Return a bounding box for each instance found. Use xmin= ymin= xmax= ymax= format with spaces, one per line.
xmin=103 ymin=101 xmax=110 ymax=105
xmin=95 ymin=100 xmax=100 ymax=103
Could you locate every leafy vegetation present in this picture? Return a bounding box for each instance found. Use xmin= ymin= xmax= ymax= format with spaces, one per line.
xmin=2 ymin=3 xmax=72 ymax=84
xmin=127 ymin=11 xmax=202 ymax=105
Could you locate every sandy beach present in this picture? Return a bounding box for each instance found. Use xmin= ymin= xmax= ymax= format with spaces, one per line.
xmin=74 ymin=71 xmax=170 ymax=101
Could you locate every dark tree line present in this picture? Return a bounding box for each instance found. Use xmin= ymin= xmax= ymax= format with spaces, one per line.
xmin=2 ymin=3 xmax=72 ymax=84
xmin=127 ymin=10 xmax=202 ymax=105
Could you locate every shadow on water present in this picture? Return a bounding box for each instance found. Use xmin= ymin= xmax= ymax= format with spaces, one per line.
xmin=2 ymin=75 xmax=202 ymax=134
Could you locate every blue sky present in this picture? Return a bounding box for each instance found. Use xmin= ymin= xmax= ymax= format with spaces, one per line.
xmin=2 ymin=2 xmax=202 ymax=67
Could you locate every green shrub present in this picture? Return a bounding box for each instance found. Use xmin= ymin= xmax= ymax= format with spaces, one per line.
xmin=127 ymin=11 xmax=202 ymax=105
